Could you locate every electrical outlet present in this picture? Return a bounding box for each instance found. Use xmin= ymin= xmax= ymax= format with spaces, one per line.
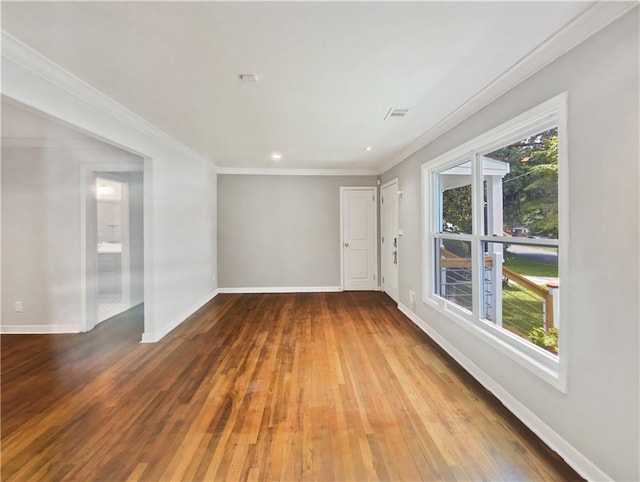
xmin=409 ymin=291 xmax=416 ymax=304
xmin=15 ymin=301 xmax=23 ymax=313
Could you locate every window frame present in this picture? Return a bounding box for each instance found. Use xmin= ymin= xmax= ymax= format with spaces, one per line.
xmin=422 ymin=94 xmax=568 ymax=391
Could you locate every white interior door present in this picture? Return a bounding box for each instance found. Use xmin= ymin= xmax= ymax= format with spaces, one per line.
xmin=341 ymin=187 xmax=377 ymax=291
xmin=381 ymin=179 xmax=399 ymax=302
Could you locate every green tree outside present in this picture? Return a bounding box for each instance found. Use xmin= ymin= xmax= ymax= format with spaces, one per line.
xmin=441 ymin=128 xmax=558 ymax=238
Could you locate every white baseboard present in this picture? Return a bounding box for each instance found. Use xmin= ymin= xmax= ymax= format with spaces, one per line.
xmin=396 ymin=303 xmax=611 ymax=482
xmin=140 ymin=289 xmax=219 ymax=343
xmin=218 ymin=286 xmax=342 ymax=294
xmin=0 ymin=324 xmax=81 ymax=334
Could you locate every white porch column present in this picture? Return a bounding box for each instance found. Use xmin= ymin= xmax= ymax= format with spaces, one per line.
xmin=485 ymin=175 xmax=504 ymax=324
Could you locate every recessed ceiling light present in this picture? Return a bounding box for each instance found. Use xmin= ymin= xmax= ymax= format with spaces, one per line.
xmin=271 ymin=152 xmax=282 ymax=160
xmin=365 ymin=146 xmax=372 ymax=151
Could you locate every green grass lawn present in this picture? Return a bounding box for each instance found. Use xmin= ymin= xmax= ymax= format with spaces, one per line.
xmin=501 ymin=283 xmax=544 ymax=336
xmin=504 ymin=254 xmax=558 ymax=277
xmin=441 ymin=262 xmax=556 ymax=352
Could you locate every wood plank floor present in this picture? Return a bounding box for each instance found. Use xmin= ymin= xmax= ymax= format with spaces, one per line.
xmin=1 ymin=292 xmax=582 ymax=481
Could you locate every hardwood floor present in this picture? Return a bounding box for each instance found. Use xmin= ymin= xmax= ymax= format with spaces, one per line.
xmin=1 ymin=292 xmax=582 ymax=481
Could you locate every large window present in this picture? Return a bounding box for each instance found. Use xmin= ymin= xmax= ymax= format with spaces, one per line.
xmin=423 ymin=95 xmax=566 ymax=389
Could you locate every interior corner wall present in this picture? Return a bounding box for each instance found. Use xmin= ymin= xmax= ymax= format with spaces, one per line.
xmin=381 ymin=10 xmax=639 ymax=480
xmin=2 ymin=55 xmax=219 ymax=342
xmin=218 ymin=174 xmax=377 ymax=289
xmin=1 ymin=143 xmax=143 ymax=331
xmin=127 ymin=171 xmax=144 ymax=306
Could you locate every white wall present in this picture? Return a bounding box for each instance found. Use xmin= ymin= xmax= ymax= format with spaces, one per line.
xmin=128 ymin=172 xmax=144 ymax=306
xmin=1 ymin=142 xmax=143 ymax=332
xmin=218 ymin=174 xmax=377 ymax=289
xmin=2 ymin=38 xmax=218 ymax=342
xmin=381 ymin=10 xmax=639 ymax=480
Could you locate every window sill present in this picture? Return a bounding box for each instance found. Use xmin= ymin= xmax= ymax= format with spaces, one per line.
xmin=424 ymin=295 xmax=566 ymax=392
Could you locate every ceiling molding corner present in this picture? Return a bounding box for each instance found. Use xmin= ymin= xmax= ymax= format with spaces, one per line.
xmin=1 ymin=30 xmax=219 ymax=171
xmin=377 ymin=1 xmax=637 ymax=175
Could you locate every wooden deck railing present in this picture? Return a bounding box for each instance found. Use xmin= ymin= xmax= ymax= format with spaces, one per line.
xmin=439 ymin=248 xmax=555 ymax=330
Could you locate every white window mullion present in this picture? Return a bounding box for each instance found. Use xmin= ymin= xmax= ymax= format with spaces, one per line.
xmin=471 ymin=151 xmax=485 ymax=237
xmin=422 ymin=167 xmax=435 ymax=302
xmin=471 ymin=152 xmax=484 ymax=319
xmin=432 ymin=171 xmax=441 ymax=233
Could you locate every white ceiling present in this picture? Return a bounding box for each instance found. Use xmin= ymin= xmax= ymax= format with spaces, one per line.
xmin=2 ymin=1 xmax=598 ymax=171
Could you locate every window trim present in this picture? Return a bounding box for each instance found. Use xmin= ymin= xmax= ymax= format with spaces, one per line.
xmin=422 ymin=94 xmax=568 ymax=391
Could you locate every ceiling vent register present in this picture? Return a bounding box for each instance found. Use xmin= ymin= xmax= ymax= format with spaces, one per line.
xmin=384 ymin=108 xmax=409 ymax=120
xmin=239 ymin=73 xmax=259 ymax=83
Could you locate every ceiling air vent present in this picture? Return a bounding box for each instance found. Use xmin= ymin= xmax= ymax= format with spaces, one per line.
xmin=384 ymin=108 xmax=409 ymax=121
xmin=239 ymin=73 xmax=259 ymax=83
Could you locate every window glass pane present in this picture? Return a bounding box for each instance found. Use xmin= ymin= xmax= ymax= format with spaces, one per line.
xmin=482 ymin=241 xmax=559 ymax=354
xmin=434 ymin=238 xmax=473 ymax=312
xmin=482 ymin=128 xmax=558 ymax=239
xmin=437 ymin=161 xmax=473 ymax=235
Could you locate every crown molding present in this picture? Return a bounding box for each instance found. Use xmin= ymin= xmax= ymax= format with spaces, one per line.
xmin=4 ymin=2 xmax=634 ymax=178
xmin=217 ymin=167 xmax=379 ymax=177
xmin=0 ymin=136 xmax=134 ymax=150
xmin=1 ymin=30 xmax=219 ymax=171
xmin=378 ymin=2 xmax=638 ymax=175
xmin=0 ymin=31 xmax=373 ymax=178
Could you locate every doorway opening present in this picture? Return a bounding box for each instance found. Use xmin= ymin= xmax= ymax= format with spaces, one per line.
xmin=83 ymin=167 xmax=144 ymax=332
xmin=96 ymin=175 xmax=137 ymax=322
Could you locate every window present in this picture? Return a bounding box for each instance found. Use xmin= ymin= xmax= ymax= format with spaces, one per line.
xmin=423 ymin=95 xmax=567 ymax=389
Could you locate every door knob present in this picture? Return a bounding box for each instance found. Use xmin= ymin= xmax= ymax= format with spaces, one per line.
xmin=344 ymin=242 xmax=350 ymax=248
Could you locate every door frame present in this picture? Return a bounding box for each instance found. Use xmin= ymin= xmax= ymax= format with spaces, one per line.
xmin=80 ymin=163 xmax=143 ymax=332
xmin=339 ymin=186 xmax=378 ymax=291
xmin=380 ymin=178 xmax=399 ymax=302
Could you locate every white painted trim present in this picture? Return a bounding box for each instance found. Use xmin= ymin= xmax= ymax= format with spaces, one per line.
xmin=380 ymin=178 xmax=400 ymax=303
xmin=1 ymin=31 xmax=218 ymax=172
xmin=378 ymin=2 xmax=636 ymax=175
xmin=420 ymin=288 xmax=562 ymax=388
xmin=423 ymin=94 xmax=565 ymax=173
xmin=1 ymin=324 xmax=81 ymax=334
xmin=80 ymin=163 xmax=144 ymax=333
xmin=396 ymin=302 xmax=611 ymax=482
xmin=142 ymin=157 xmax=155 ymax=344
xmin=218 ymin=286 xmax=342 ymax=294
xmin=380 ymin=178 xmax=398 ymax=191
xmin=2 ymin=4 xmax=633 ymax=179
xmin=340 ymin=188 xmax=345 ymax=291
xmin=0 ymin=137 xmax=137 ymax=150
xmin=0 ymin=32 xmax=215 ymax=354
xmin=555 ymin=93 xmax=570 ymax=391
xmin=217 ymin=167 xmax=379 ymax=177
xmin=140 ymin=289 xmax=219 ymax=343
xmin=0 ymin=144 xmax=2 ymax=327
xmin=420 ymin=94 xmax=567 ymax=390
